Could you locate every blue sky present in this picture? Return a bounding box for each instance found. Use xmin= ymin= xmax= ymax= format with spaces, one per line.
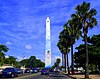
xmin=0 ymin=0 xmax=100 ymax=65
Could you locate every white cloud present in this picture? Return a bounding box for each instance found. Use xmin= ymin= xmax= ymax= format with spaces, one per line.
xmin=6 ymin=41 xmax=12 ymax=45
xmin=25 ymin=45 xmax=32 ymax=50
xmin=5 ymin=55 xmax=9 ymax=58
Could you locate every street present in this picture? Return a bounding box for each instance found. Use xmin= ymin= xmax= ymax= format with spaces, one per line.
xmin=0 ymin=72 xmax=72 ymax=79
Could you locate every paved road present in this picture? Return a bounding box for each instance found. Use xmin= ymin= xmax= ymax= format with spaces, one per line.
xmin=16 ymin=72 xmax=72 ymax=79
xmin=0 ymin=72 xmax=72 ymax=79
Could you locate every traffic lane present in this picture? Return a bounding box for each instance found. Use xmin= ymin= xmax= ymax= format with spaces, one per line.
xmin=19 ymin=74 xmax=49 ymax=79
xmin=16 ymin=72 xmax=72 ymax=79
xmin=0 ymin=73 xmax=35 ymax=79
xmin=14 ymin=73 xmax=40 ymax=79
xmin=49 ymin=72 xmax=72 ymax=79
xmin=0 ymin=72 xmax=72 ymax=79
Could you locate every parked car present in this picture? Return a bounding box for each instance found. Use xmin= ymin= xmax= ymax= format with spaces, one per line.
xmin=17 ymin=68 xmax=23 ymax=74
xmin=2 ymin=67 xmax=18 ymax=78
xmin=0 ymin=68 xmax=4 ymax=77
xmin=41 ymin=68 xmax=49 ymax=75
xmin=31 ymin=68 xmax=38 ymax=73
xmin=24 ymin=68 xmax=31 ymax=73
xmin=53 ymin=68 xmax=60 ymax=73
xmin=0 ymin=71 xmax=3 ymax=78
xmin=49 ymin=69 xmax=54 ymax=72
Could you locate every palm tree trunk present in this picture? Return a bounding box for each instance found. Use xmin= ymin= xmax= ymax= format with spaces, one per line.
xmin=84 ymin=31 xmax=89 ymax=78
xmin=64 ymin=53 xmax=67 ymax=73
xmin=71 ymin=44 xmax=74 ymax=75
xmin=62 ymin=53 xmax=64 ymax=67
xmin=67 ymin=53 xmax=70 ymax=75
xmin=62 ymin=53 xmax=63 ymax=66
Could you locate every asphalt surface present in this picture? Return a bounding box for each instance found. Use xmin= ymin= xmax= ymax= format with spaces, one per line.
xmin=0 ymin=72 xmax=72 ymax=79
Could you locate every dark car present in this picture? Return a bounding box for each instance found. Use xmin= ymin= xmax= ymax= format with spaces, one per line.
xmin=24 ymin=68 xmax=31 ymax=73
xmin=0 ymin=71 xmax=3 ymax=77
xmin=17 ymin=68 xmax=23 ymax=74
xmin=2 ymin=67 xmax=18 ymax=78
xmin=31 ymin=68 xmax=38 ymax=73
xmin=41 ymin=68 xmax=49 ymax=75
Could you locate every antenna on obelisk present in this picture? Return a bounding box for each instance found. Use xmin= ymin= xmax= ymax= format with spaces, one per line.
xmin=45 ymin=17 xmax=51 ymax=68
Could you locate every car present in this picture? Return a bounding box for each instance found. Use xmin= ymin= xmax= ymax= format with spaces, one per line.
xmin=17 ymin=68 xmax=23 ymax=74
xmin=49 ymin=69 xmax=54 ymax=72
xmin=0 ymin=71 xmax=3 ymax=78
xmin=41 ymin=68 xmax=49 ymax=75
xmin=24 ymin=68 xmax=31 ymax=73
xmin=2 ymin=67 xmax=18 ymax=78
xmin=0 ymin=68 xmax=4 ymax=77
xmin=31 ymin=68 xmax=38 ymax=73
xmin=53 ymin=68 xmax=60 ymax=73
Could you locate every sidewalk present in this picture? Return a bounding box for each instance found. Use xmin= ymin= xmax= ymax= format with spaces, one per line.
xmin=69 ymin=74 xmax=100 ymax=79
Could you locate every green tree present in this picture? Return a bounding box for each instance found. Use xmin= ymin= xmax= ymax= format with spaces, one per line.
xmin=56 ymin=58 xmax=61 ymax=67
xmin=57 ymin=26 xmax=71 ymax=74
xmin=36 ymin=59 xmax=45 ymax=67
xmin=4 ymin=58 xmax=10 ymax=64
xmin=52 ymin=58 xmax=61 ymax=72
xmin=20 ymin=59 xmax=29 ymax=67
xmin=64 ymin=17 xmax=82 ymax=74
xmin=4 ymin=56 xmax=18 ymax=67
xmin=0 ymin=44 xmax=9 ymax=66
xmin=20 ymin=56 xmax=45 ymax=68
xmin=0 ymin=44 xmax=9 ymax=52
xmin=74 ymin=44 xmax=86 ymax=67
xmin=0 ymin=52 xmax=5 ymax=66
xmin=28 ymin=56 xmax=37 ymax=67
xmin=53 ymin=58 xmax=61 ymax=68
xmin=8 ymin=56 xmax=17 ymax=66
xmin=57 ymin=41 xmax=64 ymax=68
xmin=74 ymin=2 xmax=97 ymax=78
xmin=74 ymin=34 xmax=100 ymax=72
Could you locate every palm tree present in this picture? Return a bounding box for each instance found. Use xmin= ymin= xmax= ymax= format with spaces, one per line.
xmin=62 ymin=53 xmax=64 ymax=68
xmin=57 ymin=42 xmax=64 ymax=68
xmin=75 ymin=2 xmax=97 ymax=78
xmin=57 ymin=41 xmax=70 ymax=74
xmin=57 ymin=26 xmax=71 ymax=74
xmin=57 ymin=40 xmax=67 ymax=73
xmin=65 ymin=16 xmax=82 ymax=74
xmin=66 ymin=49 xmax=70 ymax=74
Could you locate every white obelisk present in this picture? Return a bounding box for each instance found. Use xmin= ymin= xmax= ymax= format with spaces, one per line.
xmin=45 ymin=17 xmax=51 ymax=68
